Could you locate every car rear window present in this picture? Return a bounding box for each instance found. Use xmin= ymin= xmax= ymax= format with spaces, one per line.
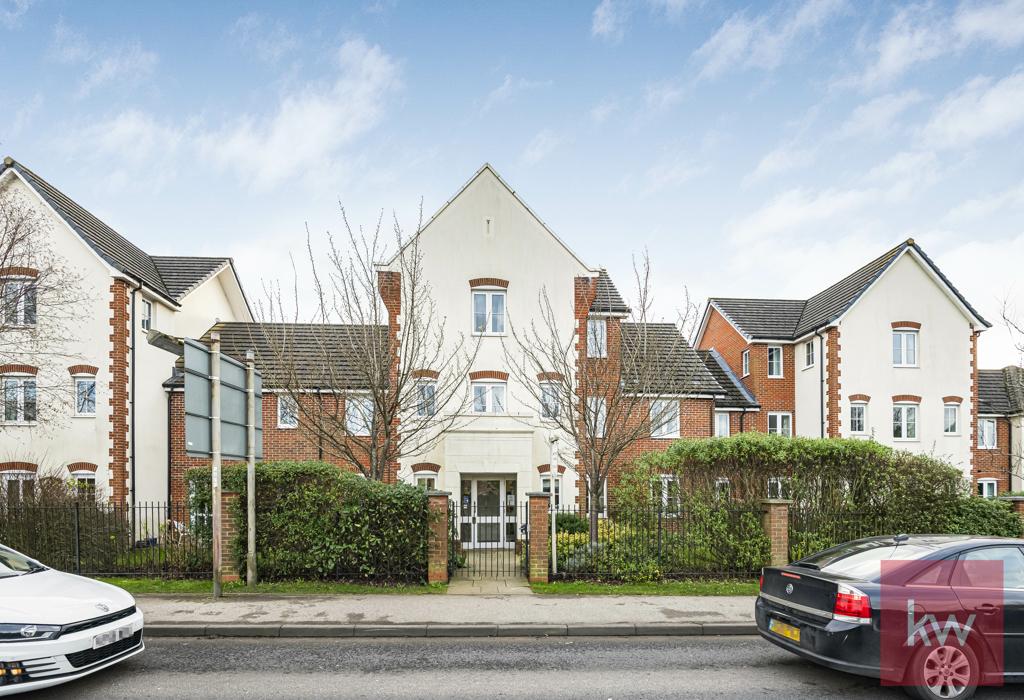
xmin=802 ymin=543 xmax=935 ymax=580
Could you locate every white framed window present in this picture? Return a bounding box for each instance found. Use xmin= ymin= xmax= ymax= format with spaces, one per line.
xmin=767 ymin=412 xmax=792 ymax=437
xmin=1 ymin=471 xmax=35 ymax=503
xmin=2 ymin=376 xmax=37 ymax=423
xmin=277 ymin=394 xmax=298 ymax=428
xmin=415 ymin=473 xmax=438 ymax=491
xmin=714 ymin=411 xmax=730 ymax=437
xmin=650 ymin=399 xmax=680 ymax=438
xmin=586 ymin=318 xmax=607 ymax=358
xmin=2 ymin=279 xmax=37 ymax=326
xmin=943 ymin=404 xmax=960 ymax=435
xmin=541 ymin=475 xmax=561 ymax=507
xmin=767 ymin=346 xmax=783 ymax=378
xmin=767 ymin=477 xmax=787 ymax=499
xmin=588 ymin=396 xmax=607 ymax=438
xmin=849 ymin=403 xmax=866 ymax=434
xmin=714 ymin=477 xmax=731 ymax=501
xmin=71 ymin=470 xmax=96 ymax=498
xmin=655 ymin=474 xmax=680 ymax=511
xmin=892 ymin=404 xmax=918 ymax=440
xmin=74 ymin=377 xmax=96 ymax=416
xmin=416 ymin=382 xmax=436 ymax=417
xmin=804 ymin=341 xmax=815 ymax=368
xmin=977 ymin=479 xmax=998 ymax=499
xmin=978 ymin=418 xmax=997 ymax=449
xmin=741 ymin=349 xmax=750 ymax=377
xmin=892 ymin=329 xmax=918 ymax=367
xmin=345 ymin=394 xmax=373 ymax=435
xmin=472 ymin=290 xmax=505 ymax=335
xmin=540 ymin=382 xmax=559 ymax=419
xmin=140 ymin=299 xmax=152 ymax=331
xmin=471 ymin=382 xmax=506 ymax=414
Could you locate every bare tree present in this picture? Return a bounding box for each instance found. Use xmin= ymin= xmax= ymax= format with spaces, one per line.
xmin=1001 ymin=300 xmax=1024 ymax=489
xmin=257 ymin=206 xmax=478 ymax=481
xmin=0 ymin=181 xmax=86 ymax=426
xmin=504 ymin=255 xmax=707 ymax=538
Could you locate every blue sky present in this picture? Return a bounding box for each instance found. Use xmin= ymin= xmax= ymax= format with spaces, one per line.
xmin=2 ymin=0 xmax=1023 ymax=366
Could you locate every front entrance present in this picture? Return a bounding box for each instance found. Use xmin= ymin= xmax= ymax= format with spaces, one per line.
xmin=450 ymin=476 xmax=526 ymax=581
xmin=459 ymin=477 xmax=517 ymax=548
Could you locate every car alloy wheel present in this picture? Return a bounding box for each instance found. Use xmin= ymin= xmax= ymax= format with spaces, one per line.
xmin=922 ymin=646 xmax=972 ymax=698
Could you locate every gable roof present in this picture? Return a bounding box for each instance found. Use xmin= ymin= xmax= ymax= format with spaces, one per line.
xmin=1 ymin=157 xmax=240 ymax=305
xmin=164 ymin=321 xmax=384 ymax=391
xmin=620 ymin=322 xmax=723 ymax=395
xmin=979 ymin=366 xmax=1024 ymax=416
xmin=590 ymin=269 xmax=629 ymax=314
xmin=705 ymin=239 xmax=990 ymax=342
xmin=697 ymin=349 xmax=759 ymax=409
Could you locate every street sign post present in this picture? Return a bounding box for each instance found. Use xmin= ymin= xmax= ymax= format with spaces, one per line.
xmin=183 ymin=334 xmax=263 ymax=597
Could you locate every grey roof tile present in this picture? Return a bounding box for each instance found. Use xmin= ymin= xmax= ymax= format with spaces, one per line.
xmin=590 ymin=270 xmax=629 ymax=314
xmin=979 ymin=366 xmax=1024 ymax=416
xmin=697 ymin=349 xmax=759 ymax=409
xmin=620 ymin=322 xmax=723 ymax=395
xmin=709 ymin=298 xmax=806 ymax=340
xmin=151 ymin=256 xmax=230 ymax=299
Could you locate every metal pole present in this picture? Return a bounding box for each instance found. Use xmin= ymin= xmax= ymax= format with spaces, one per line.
xmin=245 ymin=350 xmax=257 ymax=587
xmin=210 ymin=332 xmax=222 ymax=599
xmin=549 ymin=435 xmax=558 ymax=576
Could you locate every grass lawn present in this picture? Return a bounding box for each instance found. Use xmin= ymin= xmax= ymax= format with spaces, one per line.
xmin=531 ymin=579 xmax=759 ymax=596
xmin=96 ymin=577 xmax=446 ymax=596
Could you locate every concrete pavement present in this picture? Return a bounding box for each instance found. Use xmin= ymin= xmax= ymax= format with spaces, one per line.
xmin=136 ymin=593 xmax=758 ymax=638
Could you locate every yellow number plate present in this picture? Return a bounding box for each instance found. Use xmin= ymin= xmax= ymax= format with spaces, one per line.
xmin=769 ymin=619 xmax=800 ymax=643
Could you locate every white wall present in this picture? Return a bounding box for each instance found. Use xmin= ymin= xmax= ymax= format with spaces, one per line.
xmin=837 ymin=252 xmax=975 ymax=473
xmin=391 ymin=167 xmax=590 ymax=510
xmin=0 ymin=174 xmax=113 ymax=493
xmin=795 ymin=336 xmax=824 ymax=437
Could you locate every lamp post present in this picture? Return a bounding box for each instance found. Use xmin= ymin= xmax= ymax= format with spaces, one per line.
xmin=549 ymin=434 xmax=558 ymax=576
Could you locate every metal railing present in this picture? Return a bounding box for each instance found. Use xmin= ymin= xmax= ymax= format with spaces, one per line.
xmin=0 ymin=501 xmax=212 ymax=577
xmin=549 ymin=503 xmax=769 ymax=580
xmin=448 ymin=501 xmax=529 ymax=579
xmin=788 ymin=509 xmax=894 ymax=562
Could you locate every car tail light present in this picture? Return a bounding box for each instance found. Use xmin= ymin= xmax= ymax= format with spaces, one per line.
xmin=833 ymin=583 xmax=871 ymax=624
xmin=759 ymin=570 xmax=764 ymax=590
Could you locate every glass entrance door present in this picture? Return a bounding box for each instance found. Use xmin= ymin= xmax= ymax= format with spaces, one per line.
xmin=460 ymin=477 xmax=516 ymax=548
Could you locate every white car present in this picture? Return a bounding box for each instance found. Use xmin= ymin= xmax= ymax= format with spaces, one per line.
xmin=0 ymin=544 xmax=144 ymax=695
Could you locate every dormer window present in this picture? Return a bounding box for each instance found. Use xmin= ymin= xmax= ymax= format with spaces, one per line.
xmin=472 ymin=290 xmax=505 ymax=335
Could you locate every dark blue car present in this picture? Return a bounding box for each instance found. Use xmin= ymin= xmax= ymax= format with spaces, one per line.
xmin=756 ymin=535 xmax=1024 ymax=699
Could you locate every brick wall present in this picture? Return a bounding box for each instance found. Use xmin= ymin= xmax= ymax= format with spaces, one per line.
xmin=168 ymin=391 xmax=373 ymax=505
xmin=107 ymin=280 xmax=131 ymax=504
xmin=972 ymin=417 xmax=1012 ymax=494
xmin=826 ymin=327 xmax=841 ymax=437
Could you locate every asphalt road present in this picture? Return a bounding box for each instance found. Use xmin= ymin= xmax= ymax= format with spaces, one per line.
xmin=30 ymin=636 xmax=1023 ymax=699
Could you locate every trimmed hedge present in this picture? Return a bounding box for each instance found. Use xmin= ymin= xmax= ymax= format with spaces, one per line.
xmin=187 ymin=462 xmax=429 ymax=582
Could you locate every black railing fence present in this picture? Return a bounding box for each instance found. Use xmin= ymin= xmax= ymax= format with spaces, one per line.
xmin=549 ymin=503 xmax=769 ymax=580
xmin=788 ymin=509 xmax=895 ymax=562
xmin=0 ymin=501 xmax=212 ymax=577
xmin=448 ymin=501 xmax=529 ymax=579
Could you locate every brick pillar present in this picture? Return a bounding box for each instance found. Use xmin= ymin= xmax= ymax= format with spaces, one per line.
xmin=426 ymin=491 xmax=450 ymax=584
xmin=528 ymin=492 xmax=550 ymax=584
xmin=761 ymin=499 xmax=792 ymax=567
xmin=220 ymin=491 xmax=240 ymax=583
xmin=1000 ymin=496 xmax=1024 ymax=531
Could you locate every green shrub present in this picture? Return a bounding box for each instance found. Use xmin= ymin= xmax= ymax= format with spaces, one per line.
xmin=945 ymin=497 xmax=1023 ymax=537
xmin=556 ymin=513 xmax=589 ymax=535
xmin=187 ymin=462 xmax=428 ymax=582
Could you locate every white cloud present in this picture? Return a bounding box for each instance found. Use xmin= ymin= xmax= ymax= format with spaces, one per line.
xmin=520 ymin=129 xmax=563 ymax=166
xmin=729 ymin=186 xmax=878 ymax=242
xmin=694 ymin=0 xmax=845 ymax=80
xmin=481 ymin=75 xmax=551 ymax=114
xmin=921 ymin=70 xmax=1024 ymax=149
xmin=638 ymin=156 xmax=705 ymax=196
xmin=592 ymin=0 xmax=630 ymax=43
xmin=0 ymin=0 xmax=32 ymax=29
xmin=855 ymin=1 xmax=1024 ymax=91
xmin=229 ymin=12 xmax=299 ymax=64
xmin=837 ymin=89 xmax=924 ymax=140
xmin=643 ymin=80 xmax=685 ymax=110
xmin=590 ymin=99 xmax=619 ymax=124
xmin=198 ymin=39 xmax=402 ymax=191
xmin=863 ymin=150 xmax=941 ymax=198
xmin=954 ymin=0 xmax=1024 ymax=48
xmin=745 ymin=144 xmax=817 ymax=183
xmin=48 ymin=19 xmax=158 ymax=98
xmin=946 ymin=181 xmax=1024 ymax=221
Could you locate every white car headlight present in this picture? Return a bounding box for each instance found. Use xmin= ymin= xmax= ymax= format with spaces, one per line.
xmin=0 ymin=624 xmax=61 ymax=642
